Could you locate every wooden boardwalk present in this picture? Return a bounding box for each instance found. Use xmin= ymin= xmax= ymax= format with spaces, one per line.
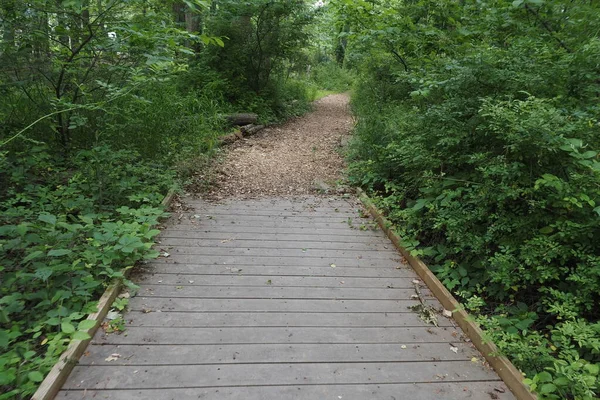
xmin=59 ymin=196 xmax=514 ymax=399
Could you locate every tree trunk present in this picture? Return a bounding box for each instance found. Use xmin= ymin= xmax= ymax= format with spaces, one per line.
xmin=172 ymin=2 xmax=186 ymax=26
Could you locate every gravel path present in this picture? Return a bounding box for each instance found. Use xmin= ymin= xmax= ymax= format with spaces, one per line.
xmin=208 ymin=94 xmax=353 ymax=199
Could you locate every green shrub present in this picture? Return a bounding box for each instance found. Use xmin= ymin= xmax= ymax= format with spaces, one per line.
xmin=0 ymin=146 xmax=173 ymax=398
xmin=309 ymin=62 xmax=354 ymax=92
xmin=345 ymin=2 xmax=600 ymax=397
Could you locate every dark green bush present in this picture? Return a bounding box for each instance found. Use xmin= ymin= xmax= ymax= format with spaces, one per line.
xmin=0 ymin=146 xmax=173 ymax=398
xmin=344 ymin=1 xmax=600 ymax=398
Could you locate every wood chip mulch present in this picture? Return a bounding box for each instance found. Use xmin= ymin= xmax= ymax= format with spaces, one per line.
xmin=206 ymin=93 xmax=353 ymax=200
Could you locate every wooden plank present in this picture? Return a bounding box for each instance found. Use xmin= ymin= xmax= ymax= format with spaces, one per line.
xmin=158 ymin=226 xmax=385 ymax=237
xmin=79 ymin=342 xmax=477 ymax=365
xmin=177 ymin=209 xmax=359 ymax=216
xmin=92 ymin=326 xmax=460 ymax=345
xmin=150 ymin=256 xmax=405 ymax=268
xmin=179 ymin=210 xmax=363 ymax=218
xmin=58 ymin=382 xmax=515 ymax=400
xmin=358 ymin=189 xmax=535 ymax=400
xmin=62 ymin=361 xmax=502 ymax=390
xmin=133 ymin=285 xmax=425 ymax=300
xmin=153 ymin=246 xmax=399 ymax=259
xmin=135 ymin=273 xmax=416 ymax=288
xmin=123 ymin=310 xmax=454 ymax=328
xmin=139 ymin=264 xmax=416 ymax=278
xmin=158 ymin=231 xmax=386 ymax=242
xmin=127 ymin=297 xmax=425 ymax=313
xmin=158 ymin=238 xmax=392 ymax=251
xmin=165 ymin=220 xmax=374 ymax=229
xmin=182 ymin=198 xmax=363 ymax=209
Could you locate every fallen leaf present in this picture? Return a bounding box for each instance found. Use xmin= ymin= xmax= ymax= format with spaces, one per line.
xmin=188 ymin=280 xmax=194 ymax=284
xmin=105 ymin=353 xmax=121 ymax=362
xmin=450 ymin=346 xmax=458 ymax=353
xmin=106 ymin=311 xmax=120 ymax=320
xmin=118 ymin=292 xmax=130 ymax=299
xmin=266 ymin=280 xmax=272 ymax=285
xmin=175 ymin=286 xmax=183 ymax=290
xmin=471 ymin=357 xmax=478 ymax=363
xmin=412 ymin=279 xmax=420 ymax=284
xmin=443 ymin=309 xmax=453 ymax=318
xmin=330 ymin=264 xmax=336 ymax=268
xmin=161 ymin=252 xmax=170 ymax=258
xmin=400 ymin=345 xmax=407 ymax=349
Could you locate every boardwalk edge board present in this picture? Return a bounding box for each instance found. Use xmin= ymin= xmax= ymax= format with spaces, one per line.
xmin=31 ymin=188 xmax=177 ymax=400
xmin=356 ymin=188 xmax=535 ymax=400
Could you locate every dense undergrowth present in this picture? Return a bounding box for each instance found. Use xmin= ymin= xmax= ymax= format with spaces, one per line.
xmin=340 ymin=0 xmax=600 ymax=398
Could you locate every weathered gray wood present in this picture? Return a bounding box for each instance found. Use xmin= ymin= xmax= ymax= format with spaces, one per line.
xmin=240 ymin=124 xmax=265 ymax=135
xmin=178 ymin=214 xmax=363 ymax=222
xmin=136 ymin=274 xmax=416 ymax=288
xmin=58 ymin=382 xmax=515 ymax=400
xmin=127 ymin=297 xmax=430 ymax=313
xmin=93 ymin=326 xmax=458 ymax=345
xmin=59 ymin=195 xmax=514 ymax=400
xmin=178 ymin=209 xmax=366 ymax=222
xmin=158 ymin=238 xmax=392 ymax=251
xmin=123 ymin=311 xmax=454 ymax=328
xmin=63 ymin=361 xmax=502 ymax=390
xmin=159 ymin=227 xmax=386 ymax=237
xmin=134 ymin=285 xmax=426 ymax=300
xmin=158 ymin=231 xmax=385 ymax=242
xmin=225 ymin=113 xmax=258 ymax=126
xmin=182 ymin=198 xmax=362 ymax=209
xmin=150 ymin=256 xmax=404 ymax=268
xmin=79 ymin=342 xmax=477 ymax=366
xmin=140 ymin=264 xmax=415 ymax=278
xmin=168 ymin=218 xmax=368 ymax=227
xmin=154 ymin=246 xmax=399 ymax=259
xmin=177 ymin=209 xmax=359 ymax=217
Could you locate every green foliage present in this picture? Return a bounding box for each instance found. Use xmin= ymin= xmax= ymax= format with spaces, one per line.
xmin=0 ymin=146 xmax=172 ymax=398
xmin=341 ymin=0 xmax=600 ymax=398
xmin=309 ymin=62 xmax=354 ymax=92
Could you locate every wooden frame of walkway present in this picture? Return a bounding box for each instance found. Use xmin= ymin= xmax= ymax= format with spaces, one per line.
xmin=52 ymin=195 xmax=519 ymax=399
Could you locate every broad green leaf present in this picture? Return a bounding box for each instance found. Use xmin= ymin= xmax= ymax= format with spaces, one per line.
xmin=539 ymin=383 xmax=556 ymax=394
xmin=72 ymin=331 xmax=91 ymax=341
xmin=23 ymin=250 xmax=44 ymax=263
xmin=28 ymin=371 xmax=44 ymax=383
xmin=38 ymin=213 xmax=57 ymax=225
xmin=61 ymin=322 xmax=75 ymax=334
xmin=48 ymin=249 xmax=72 ymax=257
xmin=537 ymin=371 xmax=552 ymax=382
xmin=78 ymin=320 xmax=97 ymax=331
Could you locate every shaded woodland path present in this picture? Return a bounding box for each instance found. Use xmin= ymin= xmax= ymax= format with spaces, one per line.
xmin=59 ymin=95 xmax=514 ymax=399
xmin=209 ymin=93 xmax=352 ymax=198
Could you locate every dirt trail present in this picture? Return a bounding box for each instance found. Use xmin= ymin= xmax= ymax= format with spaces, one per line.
xmin=208 ymin=94 xmax=353 ymax=199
